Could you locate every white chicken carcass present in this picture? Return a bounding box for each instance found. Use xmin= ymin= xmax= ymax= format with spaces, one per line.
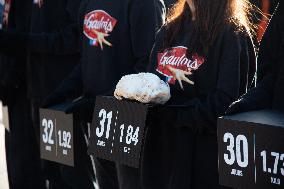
xmin=114 ymin=73 xmax=171 ymax=104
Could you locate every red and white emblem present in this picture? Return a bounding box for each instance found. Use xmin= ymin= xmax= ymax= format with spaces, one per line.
xmin=156 ymin=46 xmax=205 ymax=89
xmin=83 ymin=10 xmax=117 ymax=50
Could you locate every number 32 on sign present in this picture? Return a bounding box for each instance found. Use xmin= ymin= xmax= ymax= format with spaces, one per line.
xmin=40 ymin=109 xmax=74 ymax=166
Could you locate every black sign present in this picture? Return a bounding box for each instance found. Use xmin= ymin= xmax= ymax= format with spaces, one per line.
xmin=218 ymin=110 xmax=284 ymax=189
xmin=40 ymin=108 xmax=74 ymax=166
xmin=89 ymin=96 xmax=148 ymax=168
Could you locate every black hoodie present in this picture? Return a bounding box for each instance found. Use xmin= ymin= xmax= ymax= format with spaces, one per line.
xmin=82 ymin=0 xmax=165 ymax=97
xmin=0 ymin=0 xmax=31 ymax=105
xmin=256 ymin=2 xmax=284 ymax=111
xmin=227 ymin=3 xmax=284 ymax=113
xmin=27 ymin=0 xmax=81 ymax=100
xmin=50 ymin=0 xmax=166 ymax=101
xmin=142 ymin=12 xmax=256 ymax=189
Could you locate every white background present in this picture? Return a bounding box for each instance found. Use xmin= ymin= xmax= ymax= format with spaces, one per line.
xmin=0 ymin=101 xmax=9 ymax=189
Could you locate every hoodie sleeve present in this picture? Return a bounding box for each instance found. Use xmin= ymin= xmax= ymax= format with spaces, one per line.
xmin=129 ymin=0 xmax=166 ymax=73
xmin=257 ymin=5 xmax=281 ymax=82
xmin=27 ymin=0 xmax=84 ymax=55
xmin=174 ymin=29 xmax=255 ymax=133
xmin=42 ymin=63 xmax=83 ymax=107
xmin=227 ymin=5 xmax=282 ymax=113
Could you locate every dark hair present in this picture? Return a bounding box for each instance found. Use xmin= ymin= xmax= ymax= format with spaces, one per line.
xmin=164 ymin=0 xmax=258 ymax=56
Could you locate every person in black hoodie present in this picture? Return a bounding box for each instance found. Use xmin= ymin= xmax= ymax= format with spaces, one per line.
xmin=44 ymin=0 xmax=166 ymax=188
xmin=0 ymin=0 xmax=45 ymax=188
xmin=1 ymin=0 xmax=86 ymax=188
xmin=116 ymin=0 xmax=257 ymax=188
xmin=227 ymin=2 xmax=284 ymax=114
xmin=27 ymin=1 xmax=92 ymax=188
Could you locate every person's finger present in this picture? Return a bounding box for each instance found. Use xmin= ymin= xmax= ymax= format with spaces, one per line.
xmin=182 ymin=76 xmax=194 ymax=85
xmin=177 ymin=78 xmax=184 ymax=90
xmin=103 ymin=38 xmax=112 ymax=47
xmin=183 ymin=69 xmax=193 ymax=75
xmin=98 ymin=40 xmax=104 ymax=50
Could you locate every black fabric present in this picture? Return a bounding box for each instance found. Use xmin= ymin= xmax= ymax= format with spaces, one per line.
xmin=26 ymin=0 xmax=89 ymax=188
xmin=148 ymin=20 xmax=256 ymax=133
xmin=0 ymin=55 xmax=26 ymax=105
xmin=271 ymin=4 xmax=284 ymax=110
xmin=0 ymin=29 xmax=30 ymax=53
xmin=1 ymin=0 xmax=46 ymax=188
xmin=117 ymin=11 xmax=255 ymax=189
xmin=59 ymin=119 xmax=96 ymax=189
xmin=227 ymin=3 xmax=284 ymax=114
xmin=27 ymin=0 xmax=81 ymax=100
xmin=42 ymin=64 xmax=83 ymax=108
xmin=5 ymin=93 xmax=45 ymax=189
xmin=46 ymin=1 xmax=166 ymax=189
xmin=78 ymin=0 xmax=166 ymax=97
xmin=48 ymin=0 xmax=166 ymax=101
xmin=164 ymin=0 xmax=176 ymax=9
xmin=93 ymin=158 xmax=119 ymax=189
xmin=0 ymin=0 xmax=29 ymax=105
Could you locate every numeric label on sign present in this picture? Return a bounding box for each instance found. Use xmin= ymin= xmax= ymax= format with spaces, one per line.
xmin=40 ymin=109 xmax=74 ymax=167
xmin=223 ymin=133 xmax=249 ymax=168
xmin=217 ymin=119 xmax=255 ymax=188
xmin=58 ymin=130 xmax=72 ymax=149
xmin=42 ymin=118 xmax=55 ymax=145
xmin=90 ymin=96 xmax=148 ymax=168
xmin=120 ymin=124 xmax=139 ymax=145
xmin=218 ymin=110 xmax=284 ymax=189
xmin=94 ymin=109 xmax=141 ymax=152
xmin=259 ymin=150 xmax=284 ymax=186
xmin=96 ymin=109 xmax=113 ymax=139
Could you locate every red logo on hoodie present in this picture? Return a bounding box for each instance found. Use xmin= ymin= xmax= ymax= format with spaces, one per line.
xmin=156 ymin=46 xmax=205 ymax=88
xmin=83 ymin=10 xmax=117 ymax=50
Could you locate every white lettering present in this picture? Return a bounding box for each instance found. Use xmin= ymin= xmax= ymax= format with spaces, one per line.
xmin=159 ymin=51 xmax=199 ymax=69
xmin=85 ymin=14 xmax=113 ymax=32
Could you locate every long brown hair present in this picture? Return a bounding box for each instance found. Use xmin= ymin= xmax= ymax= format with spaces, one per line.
xmin=164 ymin=0 xmax=258 ymax=56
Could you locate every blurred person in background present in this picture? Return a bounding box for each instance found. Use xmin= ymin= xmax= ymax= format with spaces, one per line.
xmin=0 ymin=0 xmax=86 ymax=188
xmin=227 ymin=2 xmax=284 ymax=114
xmin=0 ymin=0 xmax=44 ymax=188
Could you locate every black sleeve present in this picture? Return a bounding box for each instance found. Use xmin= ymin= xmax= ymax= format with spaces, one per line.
xmin=129 ymin=0 xmax=166 ymax=73
xmin=246 ymin=36 xmax=257 ymax=89
xmin=235 ymin=6 xmax=282 ymax=111
xmin=28 ymin=24 xmax=80 ymax=55
xmin=147 ymin=26 xmax=166 ymax=72
xmin=27 ymin=0 xmax=82 ymax=55
xmin=257 ymin=5 xmax=281 ymax=81
xmin=174 ymin=29 xmax=254 ymax=133
xmin=42 ymin=63 xmax=83 ymax=107
xmin=225 ymin=6 xmax=284 ymax=115
xmin=57 ymin=63 xmax=83 ymax=97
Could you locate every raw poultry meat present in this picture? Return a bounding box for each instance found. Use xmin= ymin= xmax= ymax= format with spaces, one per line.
xmin=114 ymin=73 xmax=171 ymax=104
